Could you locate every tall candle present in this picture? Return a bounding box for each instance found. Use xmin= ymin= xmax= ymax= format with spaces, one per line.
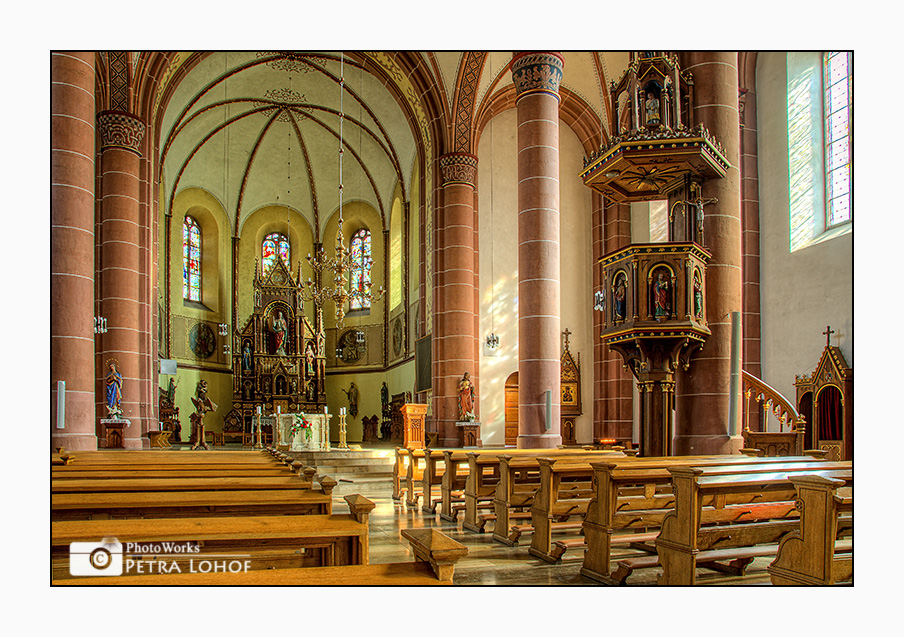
xmin=256 ymin=405 xmax=261 ymax=415
xmin=277 ymin=406 xmax=281 ymax=415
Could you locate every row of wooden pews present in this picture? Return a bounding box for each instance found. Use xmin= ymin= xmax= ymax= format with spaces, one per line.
xmin=52 ymin=448 xmax=467 ymax=585
xmin=396 ymin=445 xmax=853 ymax=585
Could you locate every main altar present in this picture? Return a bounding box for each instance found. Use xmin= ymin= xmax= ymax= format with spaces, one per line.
xmin=222 ymin=258 xmax=327 ymax=439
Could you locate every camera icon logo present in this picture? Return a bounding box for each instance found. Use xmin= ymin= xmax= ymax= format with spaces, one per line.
xmin=69 ymin=537 xmax=123 ymax=577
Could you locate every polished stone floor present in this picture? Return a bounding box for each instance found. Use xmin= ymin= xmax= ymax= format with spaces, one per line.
xmin=337 ymin=489 xmax=773 ymax=586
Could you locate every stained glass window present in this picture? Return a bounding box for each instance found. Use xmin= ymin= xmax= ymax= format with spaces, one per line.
xmin=350 ymin=228 xmax=373 ymax=310
xmin=182 ymin=216 xmax=201 ymax=301
xmin=262 ymin=232 xmax=290 ymax=273
xmin=824 ymin=52 xmax=852 ymax=227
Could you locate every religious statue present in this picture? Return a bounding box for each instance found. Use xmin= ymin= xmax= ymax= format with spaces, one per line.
xmin=644 ymin=90 xmax=660 ymax=126
xmin=190 ymin=379 xmax=218 ymax=450
xmin=105 ymin=362 xmax=123 ymax=418
xmin=693 ymin=273 xmax=704 ymax=318
xmin=654 ymin=271 xmax=670 ymax=319
xmin=381 ymin=381 xmax=390 ymax=415
xmin=242 ymin=341 xmax=253 ymax=371
xmin=272 ymin=310 xmax=288 ymax=356
xmin=613 ymin=276 xmax=627 ymax=321
xmin=457 ymin=372 xmax=477 ymax=421
xmin=304 ymin=341 xmax=315 ymax=377
xmin=342 ymin=382 xmax=359 ymax=417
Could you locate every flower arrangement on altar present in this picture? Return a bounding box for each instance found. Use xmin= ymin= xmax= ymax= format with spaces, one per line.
xmin=291 ymin=414 xmax=313 ymax=441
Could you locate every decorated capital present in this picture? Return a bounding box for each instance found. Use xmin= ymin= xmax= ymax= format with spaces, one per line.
xmin=510 ymin=52 xmax=564 ymax=101
xmin=439 ymin=152 xmax=478 ymax=187
xmin=97 ymin=110 xmax=146 ymax=154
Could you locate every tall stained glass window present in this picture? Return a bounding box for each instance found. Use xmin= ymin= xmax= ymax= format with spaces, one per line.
xmin=183 ymin=216 xmax=201 ymax=301
xmin=824 ymin=52 xmax=852 ymax=227
xmin=350 ymin=228 xmax=373 ymax=310
xmin=262 ymin=232 xmax=290 ymax=273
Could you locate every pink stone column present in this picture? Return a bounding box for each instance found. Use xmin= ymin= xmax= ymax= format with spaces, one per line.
xmin=433 ymin=153 xmax=480 ymax=446
xmin=51 ymin=52 xmax=97 ymax=451
xmin=511 ymin=52 xmax=564 ymax=448
xmin=97 ymin=111 xmax=146 ymax=448
xmin=674 ymin=52 xmax=743 ymax=454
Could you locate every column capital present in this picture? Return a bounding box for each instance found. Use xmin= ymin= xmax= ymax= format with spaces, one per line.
xmin=97 ymin=110 xmax=146 ymax=154
xmin=439 ymin=152 xmax=478 ymax=187
xmin=510 ymin=52 xmax=564 ymax=102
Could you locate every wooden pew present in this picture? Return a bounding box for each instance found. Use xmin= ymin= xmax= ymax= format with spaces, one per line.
xmin=51 ymin=466 xmax=310 ymax=479
xmin=58 ymin=450 xmax=280 ymax=465
xmin=52 ymin=495 xmax=376 ymax=581
xmin=655 ymin=462 xmax=853 ymax=585
xmin=52 ymin=487 xmax=334 ymax=521
xmin=403 ymin=448 xmax=427 ymax=507
xmin=579 ymin=455 xmax=843 ymax=583
xmin=51 ymin=475 xmax=317 ymax=494
xmin=53 ymin=528 xmax=467 ymax=586
xmin=767 ymin=474 xmax=853 ymax=585
xmin=491 ymin=451 xmax=628 ymax=545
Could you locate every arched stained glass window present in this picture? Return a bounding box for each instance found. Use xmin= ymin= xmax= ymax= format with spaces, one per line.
xmin=349 ymin=228 xmax=373 ymax=310
xmin=824 ymin=51 xmax=851 ymax=227
xmin=183 ymin=216 xmax=201 ymax=301
xmin=262 ymin=232 xmax=290 ymax=273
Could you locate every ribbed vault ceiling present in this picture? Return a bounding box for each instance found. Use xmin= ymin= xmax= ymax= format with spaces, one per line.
xmin=159 ymin=51 xmax=631 ymax=238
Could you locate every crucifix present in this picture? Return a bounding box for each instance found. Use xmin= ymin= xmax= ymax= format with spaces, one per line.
xmin=562 ymin=328 xmax=572 ymax=351
xmin=670 ymin=182 xmax=717 ymax=244
xmin=823 ymin=325 xmax=835 ymax=347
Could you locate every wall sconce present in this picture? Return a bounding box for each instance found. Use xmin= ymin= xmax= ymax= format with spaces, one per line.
xmin=355 ymin=329 xmax=365 ymax=345
xmin=593 ymin=290 xmax=605 ymax=312
xmin=218 ymin=323 xmax=229 ymax=336
xmin=94 ymin=316 xmax=108 ymax=334
xmin=485 ymin=333 xmax=500 ymax=349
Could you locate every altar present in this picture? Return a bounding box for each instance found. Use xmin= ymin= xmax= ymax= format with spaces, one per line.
xmin=272 ymin=413 xmax=330 ymax=452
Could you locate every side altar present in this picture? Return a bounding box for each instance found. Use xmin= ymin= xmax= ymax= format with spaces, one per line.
xmin=223 ymin=258 xmax=327 ymax=439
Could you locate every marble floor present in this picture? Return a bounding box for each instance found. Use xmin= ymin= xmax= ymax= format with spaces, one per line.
xmin=338 ymin=488 xmax=773 ymax=586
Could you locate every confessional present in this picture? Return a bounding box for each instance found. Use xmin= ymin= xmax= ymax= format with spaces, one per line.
xmin=794 ymin=328 xmax=853 ymax=460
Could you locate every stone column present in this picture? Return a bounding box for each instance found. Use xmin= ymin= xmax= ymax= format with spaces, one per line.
xmin=511 ymin=52 xmax=564 ymax=449
xmin=674 ymin=52 xmax=743 ymax=454
xmin=51 ymin=52 xmax=97 ymax=451
xmin=97 ymin=110 xmax=147 ymax=448
xmin=434 ymin=153 xmax=479 ymax=446
xmin=598 ymin=198 xmax=635 ymax=444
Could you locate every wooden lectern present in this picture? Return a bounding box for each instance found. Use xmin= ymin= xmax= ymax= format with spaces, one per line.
xmin=400 ymin=403 xmax=427 ymax=450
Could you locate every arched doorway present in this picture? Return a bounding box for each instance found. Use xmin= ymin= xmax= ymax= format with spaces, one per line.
xmin=504 ymin=372 xmax=519 ymax=446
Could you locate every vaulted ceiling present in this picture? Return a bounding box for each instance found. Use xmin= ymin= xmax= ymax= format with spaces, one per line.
xmin=157 ymin=52 xmax=631 ymax=238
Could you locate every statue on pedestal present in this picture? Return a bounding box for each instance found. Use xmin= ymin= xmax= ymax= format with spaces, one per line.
xmin=457 ymin=372 xmax=477 ymax=422
xmin=190 ymin=379 xmax=218 ymax=450
xmin=105 ymin=361 xmax=123 ymax=419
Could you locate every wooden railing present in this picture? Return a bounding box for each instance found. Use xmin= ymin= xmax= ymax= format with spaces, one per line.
xmin=741 ymin=370 xmax=804 ymax=434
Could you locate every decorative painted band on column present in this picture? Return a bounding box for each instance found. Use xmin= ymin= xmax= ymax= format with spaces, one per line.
xmin=51 ymin=51 xmax=97 ymax=452
xmin=510 ymin=52 xmax=564 ymax=102
xmin=439 ymin=152 xmax=478 ymax=186
xmin=97 ymin=110 xmax=146 ymax=154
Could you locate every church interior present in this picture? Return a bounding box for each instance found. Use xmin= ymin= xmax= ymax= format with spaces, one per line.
xmin=49 ymin=47 xmax=863 ymax=600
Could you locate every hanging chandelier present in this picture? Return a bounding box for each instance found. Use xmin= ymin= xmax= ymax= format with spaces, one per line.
xmin=301 ymin=52 xmax=383 ymax=329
